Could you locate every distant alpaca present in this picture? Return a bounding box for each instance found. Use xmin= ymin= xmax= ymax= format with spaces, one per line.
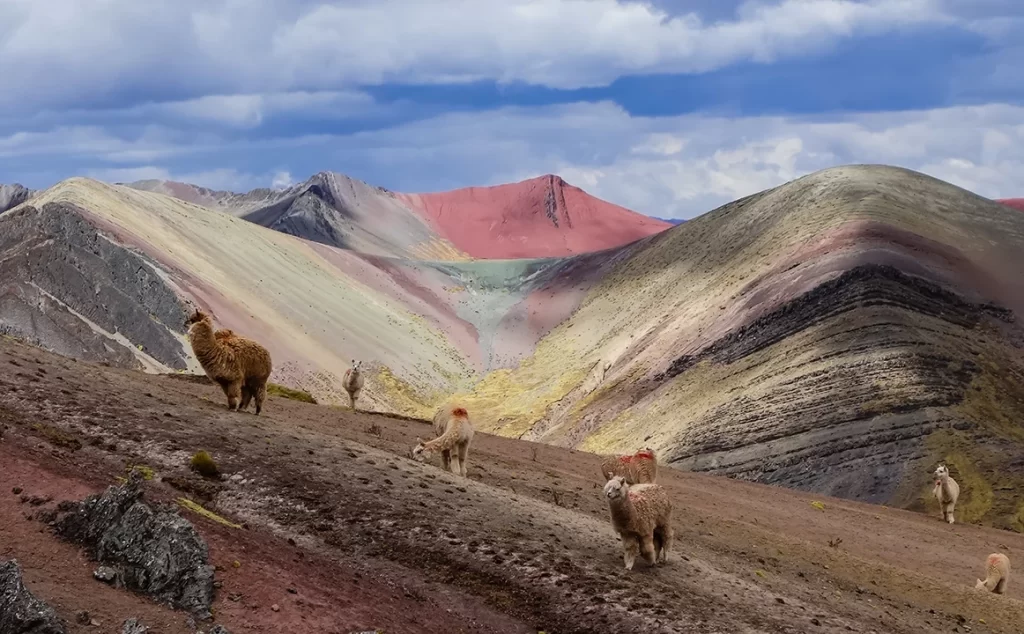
xmin=342 ymin=359 xmax=364 ymax=409
xmin=186 ymin=309 xmax=273 ymax=414
xmin=411 ymin=404 xmax=474 ymax=477
xmin=975 ymin=553 xmax=1010 ymax=594
xmin=933 ymin=465 xmax=960 ymax=524
xmin=600 ymin=448 xmax=658 ymax=484
xmin=603 ymin=475 xmax=674 ymax=570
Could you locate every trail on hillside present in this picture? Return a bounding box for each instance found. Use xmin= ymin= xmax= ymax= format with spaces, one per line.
xmin=2 ymin=338 xmax=1023 ymax=633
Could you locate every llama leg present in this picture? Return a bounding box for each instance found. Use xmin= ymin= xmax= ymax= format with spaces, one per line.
xmin=238 ymin=385 xmax=252 ymax=412
xmin=449 ymin=454 xmax=462 ymax=476
xmin=659 ymin=524 xmax=674 ymax=564
xmin=945 ymin=503 xmax=955 ymax=524
xmin=254 ymin=382 xmax=267 ymax=415
xmin=226 ymin=380 xmax=242 ymax=411
xmin=995 ymin=577 xmax=1006 ymax=594
xmin=639 ymin=534 xmax=657 ymax=564
xmin=622 ymin=535 xmax=639 ymax=570
xmin=441 ymin=449 xmax=451 ymax=472
xmin=457 ymin=442 xmax=469 ymax=477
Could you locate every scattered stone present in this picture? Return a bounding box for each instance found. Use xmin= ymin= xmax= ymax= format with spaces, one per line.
xmin=11 ymin=486 xmax=22 ymax=494
xmin=0 ymin=559 xmax=67 ymax=634
xmin=286 ymin=587 xmax=297 ymax=594
xmin=53 ymin=470 xmax=215 ymax=618
xmin=811 ymin=618 xmax=821 ymax=626
xmin=121 ymin=617 xmax=149 ymax=633
xmin=90 ymin=619 xmax=101 ymax=627
xmin=76 ymin=610 xmax=91 ymax=625
xmin=271 ymin=604 xmax=280 ymax=612
xmin=209 ymin=626 xmax=231 ymax=634
xmin=93 ymin=566 xmax=117 ymax=583
xmin=775 ymin=597 xmax=786 ymax=604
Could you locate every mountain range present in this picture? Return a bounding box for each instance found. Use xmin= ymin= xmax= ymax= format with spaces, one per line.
xmin=2 ymin=166 xmax=1024 ymax=529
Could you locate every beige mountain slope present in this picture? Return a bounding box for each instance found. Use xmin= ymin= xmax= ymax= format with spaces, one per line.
xmin=2 ymin=178 xmax=476 ymax=406
xmin=455 ymin=165 xmax=1024 ymax=527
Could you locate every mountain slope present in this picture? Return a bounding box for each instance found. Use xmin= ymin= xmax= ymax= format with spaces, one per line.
xmin=453 ymin=165 xmax=1024 ymax=528
xmin=395 ymin=175 xmax=671 ymax=259
xmin=0 ymin=177 xmax=606 ymax=411
xmin=999 ymin=198 xmax=1024 ymax=211
xmin=129 ymin=173 xmax=671 ymax=260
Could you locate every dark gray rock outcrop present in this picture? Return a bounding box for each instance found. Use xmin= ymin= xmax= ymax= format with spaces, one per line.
xmin=0 ymin=559 xmax=67 ymax=634
xmin=0 ymin=184 xmax=33 ymax=214
xmin=0 ymin=201 xmax=190 ymax=370
xmin=53 ymin=471 xmax=215 ymax=618
xmin=120 ymin=618 xmax=149 ymax=634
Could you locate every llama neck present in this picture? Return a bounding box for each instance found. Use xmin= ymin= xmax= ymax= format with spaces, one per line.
xmin=189 ymin=320 xmax=221 ymax=364
xmin=939 ymin=476 xmax=953 ymax=496
xmin=425 ymin=418 xmax=464 ymax=452
xmin=609 ymin=495 xmax=635 ymax=526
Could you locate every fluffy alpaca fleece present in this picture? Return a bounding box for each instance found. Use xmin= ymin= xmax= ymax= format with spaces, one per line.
xmin=976 ymin=553 xmax=1010 ymax=594
xmin=411 ymin=404 xmax=474 ymax=477
xmin=342 ymin=359 xmax=364 ymax=409
xmin=603 ymin=476 xmax=674 ymax=570
xmin=933 ymin=465 xmax=960 ymax=524
xmin=600 ymin=448 xmax=658 ymax=485
xmin=186 ymin=310 xmax=273 ymax=414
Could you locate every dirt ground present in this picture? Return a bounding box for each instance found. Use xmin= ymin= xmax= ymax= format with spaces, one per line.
xmin=2 ymin=337 xmax=1024 ymax=634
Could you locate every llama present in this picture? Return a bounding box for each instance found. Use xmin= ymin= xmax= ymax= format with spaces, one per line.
xmin=933 ymin=464 xmax=960 ymax=524
xmin=186 ymin=309 xmax=273 ymax=414
xmin=411 ymin=404 xmax=474 ymax=477
xmin=600 ymin=448 xmax=658 ymax=484
xmin=975 ymin=553 xmax=1010 ymax=594
xmin=342 ymin=359 xmax=364 ymax=409
xmin=603 ymin=475 xmax=674 ymax=570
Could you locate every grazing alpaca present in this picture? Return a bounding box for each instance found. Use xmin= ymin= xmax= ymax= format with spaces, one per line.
xmin=976 ymin=553 xmax=1010 ymax=594
xmin=603 ymin=475 xmax=674 ymax=570
xmin=342 ymin=359 xmax=364 ymax=409
xmin=600 ymin=448 xmax=658 ymax=484
xmin=411 ymin=404 xmax=474 ymax=477
xmin=933 ymin=464 xmax=960 ymax=524
xmin=185 ymin=309 xmax=273 ymax=414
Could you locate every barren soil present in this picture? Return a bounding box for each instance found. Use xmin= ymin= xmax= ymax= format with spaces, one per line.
xmin=2 ymin=336 xmax=1024 ymax=633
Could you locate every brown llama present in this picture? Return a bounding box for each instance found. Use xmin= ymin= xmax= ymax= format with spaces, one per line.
xmin=185 ymin=309 xmax=273 ymax=414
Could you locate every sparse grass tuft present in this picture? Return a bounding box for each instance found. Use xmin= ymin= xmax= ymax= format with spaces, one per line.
xmin=810 ymin=501 xmax=826 ymax=512
xmin=177 ymin=497 xmax=241 ymax=529
xmin=190 ymin=450 xmax=220 ymax=478
xmin=267 ymin=382 xmax=317 ymax=404
xmin=127 ymin=464 xmax=155 ymax=480
xmin=32 ymin=423 xmax=82 ymax=451
xmin=366 ymin=423 xmax=383 ymax=438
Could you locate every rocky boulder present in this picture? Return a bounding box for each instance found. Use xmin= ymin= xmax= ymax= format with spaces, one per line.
xmin=0 ymin=559 xmax=67 ymax=634
xmin=53 ymin=470 xmax=215 ymax=618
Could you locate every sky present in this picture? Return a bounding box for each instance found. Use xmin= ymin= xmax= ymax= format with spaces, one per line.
xmin=0 ymin=0 xmax=1022 ymax=220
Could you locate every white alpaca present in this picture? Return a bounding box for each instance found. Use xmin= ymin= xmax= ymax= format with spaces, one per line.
xmin=411 ymin=405 xmax=474 ymax=477
xmin=603 ymin=476 xmax=674 ymax=570
xmin=933 ymin=465 xmax=960 ymax=524
xmin=342 ymin=359 xmax=364 ymax=409
xmin=976 ymin=553 xmax=1010 ymax=594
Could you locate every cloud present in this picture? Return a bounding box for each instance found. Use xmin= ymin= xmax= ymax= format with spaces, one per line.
xmin=0 ymin=0 xmax=965 ymax=113
xmin=6 ymin=101 xmax=1022 ymax=220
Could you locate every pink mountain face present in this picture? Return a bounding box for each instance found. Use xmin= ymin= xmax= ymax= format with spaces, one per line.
xmin=397 ymin=174 xmax=672 ymax=259
xmin=998 ymin=199 xmax=1024 ymax=212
